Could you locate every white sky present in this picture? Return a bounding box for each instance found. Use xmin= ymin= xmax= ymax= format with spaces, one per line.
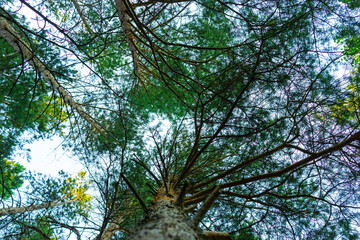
xmin=14 ymin=135 xmax=84 ymax=176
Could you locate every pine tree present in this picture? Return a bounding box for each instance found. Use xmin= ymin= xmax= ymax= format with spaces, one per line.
xmin=1 ymin=0 xmax=360 ymax=239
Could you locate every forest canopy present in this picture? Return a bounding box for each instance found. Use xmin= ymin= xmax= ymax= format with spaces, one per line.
xmin=1 ymin=0 xmax=360 ymax=239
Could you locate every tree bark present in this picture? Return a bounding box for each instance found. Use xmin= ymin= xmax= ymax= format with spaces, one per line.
xmin=126 ymin=180 xmax=205 ymax=240
xmin=93 ymin=214 xmax=127 ymax=240
xmin=114 ymin=0 xmax=142 ymax=80
xmin=127 ymin=200 xmax=203 ymax=240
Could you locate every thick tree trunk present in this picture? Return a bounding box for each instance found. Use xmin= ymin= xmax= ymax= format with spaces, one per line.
xmin=128 ymin=200 xmax=203 ymax=240
xmin=121 ymin=176 xmax=230 ymax=240
xmin=125 ymin=179 xmax=203 ymax=240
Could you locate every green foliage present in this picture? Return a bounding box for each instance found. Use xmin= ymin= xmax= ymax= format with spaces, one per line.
xmin=0 ymin=12 xmax=74 ymax=202
xmin=234 ymin=227 xmax=261 ymax=240
xmin=0 ymin=158 xmax=25 ymax=200
xmin=59 ymin=171 xmax=93 ymax=217
xmin=336 ymin=0 xmax=360 ymax=67
xmin=328 ymin=1 xmax=360 ymax=126
xmin=18 ymin=216 xmax=57 ymax=240
xmin=340 ymin=0 xmax=360 ymax=9
xmin=1 ymin=0 xmax=360 ymax=239
xmin=329 ymin=74 xmax=360 ymax=126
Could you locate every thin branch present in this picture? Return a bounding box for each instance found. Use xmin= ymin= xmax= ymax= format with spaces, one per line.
xmin=184 ymin=195 xmax=207 ymax=206
xmin=221 ymin=131 xmax=360 ymax=189
xmin=132 ymin=0 xmax=191 ymax=7
xmin=192 ymin=186 xmax=220 ymax=226
xmin=121 ymin=173 xmax=149 ymax=213
xmin=21 ymin=224 xmax=52 ymax=240
xmin=175 ymin=40 xmax=264 ymax=188
xmin=184 ymin=205 xmax=196 ymax=213
xmin=92 ymin=214 xmax=128 ymax=240
xmin=131 ymin=156 xmax=161 ymax=185
xmin=192 ymin=142 xmax=288 ymax=190
xmin=70 ymin=0 xmax=94 ymax=35
xmin=146 ymin=182 xmax=158 ymax=196
xmin=49 ymin=217 xmax=81 ymax=240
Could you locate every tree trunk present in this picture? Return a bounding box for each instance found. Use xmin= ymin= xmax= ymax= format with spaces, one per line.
xmin=122 ymin=177 xmax=230 ymax=239
xmin=128 ymin=200 xmax=203 ymax=240
xmin=0 ymin=199 xmax=75 ymax=217
xmin=0 ymin=16 xmax=104 ymax=135
xmin=126 ymin=179 xmax=204 ymax=240
xmin=114 ymin=0 xmax=142 ymax=80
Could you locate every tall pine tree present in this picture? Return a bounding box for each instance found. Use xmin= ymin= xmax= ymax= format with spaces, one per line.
xmin=1 ymin=0 xmax=360 ymax=239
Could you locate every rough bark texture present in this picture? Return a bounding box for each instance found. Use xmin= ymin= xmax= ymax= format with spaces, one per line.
xmin=128 ymin=200 xmax=203 ymax=240
xmin=123 ymin=176 xmax=228 ymax=240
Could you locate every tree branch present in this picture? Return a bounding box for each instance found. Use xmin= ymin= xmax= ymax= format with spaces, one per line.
xmin=0 ymin=199 xmax=75 ymax=217
xmin=114 ymin=0 xmax=142 ymax=80
xmin=220 ymin=131 xmax=360 ymax=189
xmin=92 ymin=214 xmax=127 ymax=240
xmin=70 ymin=0 xmax=94 ymax=35
xmin=132 ymin=0 xmax=192 ymax=7
xmin=192 ymin=186 xmax=220 ymax=226
xmin=192 ymin=142 xmax=288 ymax=190
xmin=121 ymin=173 xmax=149 ymax=213
xmin=174 ymin=181 xmax=188 ymax=207
xmin=203 ymin=231 xmax=232 ymax=240
xmin=49 ymin=217 xmax=82 ymax=240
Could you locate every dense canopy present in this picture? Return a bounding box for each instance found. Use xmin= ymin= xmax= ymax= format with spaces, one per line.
xmin=1 ymin=0 xmax=360 ymax=239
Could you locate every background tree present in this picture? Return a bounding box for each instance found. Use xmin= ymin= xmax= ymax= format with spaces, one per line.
xmin=0 ymin=159 xmax=25 ymax=200
xmin=1 ymin=0 xmax=360 ymax=239
xmin=0 ymin=7 xmax=73 ymax=227
xmin=0 ymin=171 xmax=92 ymax=239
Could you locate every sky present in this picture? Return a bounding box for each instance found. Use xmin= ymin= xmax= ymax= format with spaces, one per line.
xmin=14 ymin=135 xmax=84 ymax=176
